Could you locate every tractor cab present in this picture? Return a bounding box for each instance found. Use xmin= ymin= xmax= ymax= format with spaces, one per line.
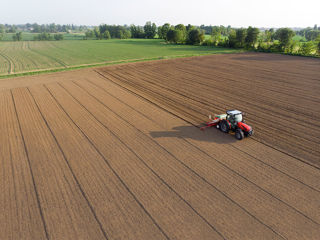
xmin=226 ymin=110 xmax=243 ymax=128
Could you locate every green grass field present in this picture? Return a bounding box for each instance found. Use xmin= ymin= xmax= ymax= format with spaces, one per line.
xmin=0 ymin=39 xmax=242 ymax=76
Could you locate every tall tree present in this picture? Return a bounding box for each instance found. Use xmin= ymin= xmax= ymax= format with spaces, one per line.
xmin=228 ymin=29 xmax=237 ymax=48
xmin=166 ymin=29 xmax=184 ymax=44
xmin=275 ymin=28 xmax=295 ymax=49
xmin=0 ymin=24 xmax=4 ymax=34
xmin=159 ymin=23 xmax=171 ymax=40
xmin=85 ymin=30 xmax=94 ymax=39
xmin=93 ymin=27 xmax=101 ymax=39
xmin=157 ymin=26 xmax=163 ymax=39
xmin=99 ymin=24 xmax=108 ymax=35
xmin=187 ymin=29 xmax=205 ymax=45
xmin=175 ymin=24 xmax=187 ymax=43
xmin=103 ymin=30 xmax=111 ymax=39
xmin=305 ymin=30 xmax=320 ymax=41
xmin=186 ymin=24 xmax=194 ymax=32
xmin=211 ymin=26 xmax=222 ymax=45
xmin=144 ymin=22 xmax=157 ymax=39
xmin=235 ymin=28 xmax=247 ymax=47
xmin=12 ymin=32 xmax=22 ymax=41
xmin=245 ymin=26 xmax=260 ymax=48
xmin=131 ymin=25 xmax=145 ymax=38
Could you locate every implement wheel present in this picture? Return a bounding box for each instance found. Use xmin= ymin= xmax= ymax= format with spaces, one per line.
xmin=219 ymin=120 xmax=230 ymax=133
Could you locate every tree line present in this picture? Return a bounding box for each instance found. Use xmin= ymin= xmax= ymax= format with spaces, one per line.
xmin=201 ymin=25 xmax=320 ymax=56
xmin=296 ymin=24 xmax=320 ymax=41
xmin=85 ymin=25 xmax=131 ymax=39
xmin=85 ymin=22 xmax=206 ymax=45
xmin=0 ymin=23 xmax=80 ymax=41
xmin=1 ymin=22 xmax=319 ymax=56
xmin=85 ymin=22 xmax=319 ymax=56
xmin=0 ymin=23 xmax=88 ymax=33
xmin=33 ymin=33 xmax=64 ymax=41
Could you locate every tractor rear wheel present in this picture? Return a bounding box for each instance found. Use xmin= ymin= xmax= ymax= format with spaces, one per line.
xmin=219 ymin=120 xmax=230 ymax=133
xmin=235 ymin=129 xmax=244 ymax=140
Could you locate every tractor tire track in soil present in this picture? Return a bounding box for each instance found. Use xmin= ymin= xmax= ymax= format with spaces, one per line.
xmin=1 ymin=52 xmax=320 ymax=239
xmin=0 ymin=52 xmax=14 ymax=74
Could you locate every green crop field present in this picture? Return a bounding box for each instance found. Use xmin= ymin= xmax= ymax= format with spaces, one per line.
xmin=0 ymin=39 xmax=242 ymax=76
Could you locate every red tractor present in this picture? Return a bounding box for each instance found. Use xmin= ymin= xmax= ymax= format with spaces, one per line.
xmin=200 ymin=110 xmax=253 ymax=140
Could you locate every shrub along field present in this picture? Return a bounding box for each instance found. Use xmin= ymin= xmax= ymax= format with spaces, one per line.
xmin=1 ymin=32 xmax=85 ymax=41
xmin=0 ymin=39 xmax=242 ymax=76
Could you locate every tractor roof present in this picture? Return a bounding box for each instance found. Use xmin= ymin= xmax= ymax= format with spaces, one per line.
xmin=226 ymin=110 xmax=242 ymax=115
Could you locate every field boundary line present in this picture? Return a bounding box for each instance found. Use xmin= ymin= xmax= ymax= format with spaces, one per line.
xmin=57 ymin=81 xmax=226 ymax=239
xmin=27 ymin=87 xmax=109 ymax=240
xmin=44 ymin=84 xmax=170 ymax=240
xmin=91 ymin=70 xmax=320 ymax=226
xmin=10 ymin=90 xmax=50 ymax=240
xmin=75 ymin=79 xmax=288 ymax=239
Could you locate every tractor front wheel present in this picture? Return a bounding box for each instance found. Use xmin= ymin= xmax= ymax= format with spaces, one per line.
xmin=219 ymin=120 xmax=230 ymax=133
xmin=235 ymin=129 xmax=244 ymax=140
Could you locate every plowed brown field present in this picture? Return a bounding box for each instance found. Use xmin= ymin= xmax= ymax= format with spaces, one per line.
xmin=1 ymin=52 xmax=319 ymax=240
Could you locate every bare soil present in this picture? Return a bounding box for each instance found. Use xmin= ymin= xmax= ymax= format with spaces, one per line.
xmin=1 ymin=53 xmax=319 ymax=240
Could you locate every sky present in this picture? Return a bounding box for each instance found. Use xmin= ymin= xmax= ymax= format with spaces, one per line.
xmin=1 ymin=0 xmax=319 ymax=28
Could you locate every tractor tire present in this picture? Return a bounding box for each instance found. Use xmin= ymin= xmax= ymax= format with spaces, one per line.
xmin=235 ymin=129 xmax=244 ymax=140
xmin=219 ymin=120 xmax=230 ymax=133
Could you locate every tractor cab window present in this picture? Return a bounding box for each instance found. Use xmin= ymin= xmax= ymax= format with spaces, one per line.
xmin=234 ymin=114 xmax=242 ymax=122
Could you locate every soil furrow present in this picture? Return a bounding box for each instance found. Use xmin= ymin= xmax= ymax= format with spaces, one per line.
xmin=0 ymin=90 xmax=48 ymax=240
xmin=47 ymin=82 xmax=224 ymax=240
xmin=28 ymin=83 xmax=168 ymax=240
xmin=68 ymin=78 xmax=320 ymax=239
xmin=11 ymin=87 xmax=107 ymax=239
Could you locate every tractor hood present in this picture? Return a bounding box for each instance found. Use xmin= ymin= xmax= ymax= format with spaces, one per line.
xmin=237 ymin=122 xmax=252 ymax=132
